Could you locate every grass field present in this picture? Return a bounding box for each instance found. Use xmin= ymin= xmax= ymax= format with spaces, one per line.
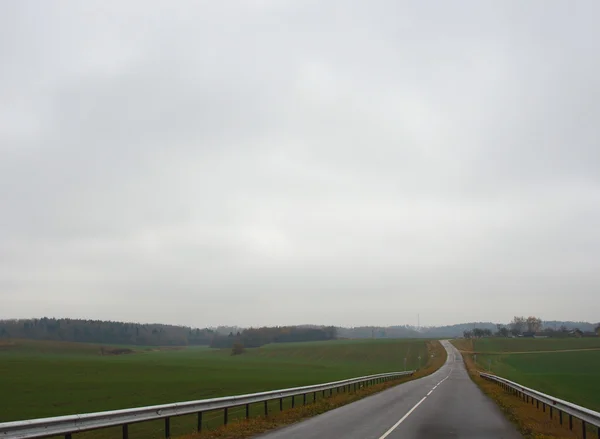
xmin=454 ymin=337 xmax=600 ymax=412
xmin=0 ymin=338 xmax=434 ymax=438
xmin=465 ymin=337 xmax=600 ymax=353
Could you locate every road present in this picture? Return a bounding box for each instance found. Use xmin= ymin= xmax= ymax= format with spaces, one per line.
xmin=257 ymin=340 xmax=522 ymax=439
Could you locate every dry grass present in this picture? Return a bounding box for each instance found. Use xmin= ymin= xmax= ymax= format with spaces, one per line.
xmin=177 ymin=340 xmax=447 ymax=439
xmin=454 ymin=339 xmax=596 ymax=439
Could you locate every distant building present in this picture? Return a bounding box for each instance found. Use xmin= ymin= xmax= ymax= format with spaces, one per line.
xmin=569 ymin=329 xmax=584 ymax=338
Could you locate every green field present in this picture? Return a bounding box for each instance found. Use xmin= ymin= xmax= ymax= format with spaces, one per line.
xmin=470 ymin=337 xmax=600 ymax=353
xmin=0 ymin=337 xmax=430 ymax=437
xmin=468 ymin=338 xmax=600 ymax=411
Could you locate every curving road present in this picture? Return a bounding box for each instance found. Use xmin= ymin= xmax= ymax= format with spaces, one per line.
xmin=257 ymin=340 xmax=522 ymax=439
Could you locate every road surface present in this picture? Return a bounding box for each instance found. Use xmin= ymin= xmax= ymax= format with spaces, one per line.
xmin=257 ymin=340 xmax=522 ymax=439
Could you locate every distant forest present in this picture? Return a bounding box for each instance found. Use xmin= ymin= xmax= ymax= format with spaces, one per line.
xmin=0 ymin=318 xmax=336 ymax=347
xmin=0 ymin=317 xmax=596 ymax=347
xmin=0 ymin=318 xmax=214 ymax=346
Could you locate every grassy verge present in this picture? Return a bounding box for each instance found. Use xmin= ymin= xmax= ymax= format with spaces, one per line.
xmin=452 ymin=339 xmax=595 ymax=439
xmin=177 ymin=340 xmax=447 ymax=439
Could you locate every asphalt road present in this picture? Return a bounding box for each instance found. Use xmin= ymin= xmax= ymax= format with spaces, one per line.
xmin=257 ymin=340 xmax=522 ymax=439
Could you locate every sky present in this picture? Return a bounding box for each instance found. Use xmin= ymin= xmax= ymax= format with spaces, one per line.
xmin=1 ymin=1 xmax=599 ymax=328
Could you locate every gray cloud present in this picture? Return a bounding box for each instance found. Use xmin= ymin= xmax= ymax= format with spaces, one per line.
xmin=2 ymin=0 xmax=599 ymax=328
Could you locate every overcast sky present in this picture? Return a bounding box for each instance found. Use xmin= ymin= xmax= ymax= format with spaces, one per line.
xmin=1 ymin=1 xmax=599 ymax=328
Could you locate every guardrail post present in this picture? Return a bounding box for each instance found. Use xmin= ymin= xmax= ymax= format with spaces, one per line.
xmin=165 ymin=417 xmax=170 ymax=438
xmin=292 ymin=395 xmax=295 ymax=408
xmin=224 ymin=407 xmax=228 ymax=425
xmin=569 ymin=414 xmax=573 ymax=430
xmin=536 ymin=399 xmax=539 ymax=409
xmin=197 ymin=412 xmax=202 ymax=432
xmin=66 ymin=434 xmax=72 ymax=439
xmin=313 ymin=391 xmax=316 ymax=402
xmin=303 ymin=393 xmax=307 ymax=405
xmin=279 ymin=397 xmax=283 ymax=411
xmin=550 ymin=406 xmax=553 ymax=420
xmin=122 ymin=424 xmax=129 ymax=439
xmin=543 ymin=402 xmax=546 ymax=412
xmin=559 ymin=410 xmax=563 ymax=425
xmin=583 ymin=420 xmax=587 ymax=439
xmin=246 ymin=403 xmax=250 ymax=419
xmin=264 ymin=400 xmax=268 ymax=417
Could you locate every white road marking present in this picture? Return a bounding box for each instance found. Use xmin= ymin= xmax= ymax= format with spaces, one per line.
xmin=377 ymin=368 xmax=454 ymax=439
xmin=378 ymin=396 xmax=427 ymax=439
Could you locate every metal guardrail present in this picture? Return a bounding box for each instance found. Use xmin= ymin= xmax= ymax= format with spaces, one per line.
xmin=480 ymin=372 xmax=600 ymax=439
xmin=0 ymin=370 xmax=414 ymax=439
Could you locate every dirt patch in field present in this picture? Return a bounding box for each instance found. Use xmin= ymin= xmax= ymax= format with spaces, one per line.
xmin=99 ymin=347 xmax=135 ymax=356
xmin=0 ymin=340 xmax=16 ymax=350
xmin=144 ymin=346 xmax=186 ymax=353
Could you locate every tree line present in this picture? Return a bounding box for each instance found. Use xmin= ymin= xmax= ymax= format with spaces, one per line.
xmin=0 ymin=318 xmax=216 ymax=346
xmin=0 ymin=318 xmax=337 ymax=347
xmin=463 ymin=316 xmax=598 ymax=339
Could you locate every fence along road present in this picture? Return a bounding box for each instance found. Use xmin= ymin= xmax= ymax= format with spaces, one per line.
xmin=480 ymin=372 xmax=600 ymax=439
xmin=0 ymin=371 xmax=414 ymax=439
xmin=257 ymin=340 xmax=523 ymax=439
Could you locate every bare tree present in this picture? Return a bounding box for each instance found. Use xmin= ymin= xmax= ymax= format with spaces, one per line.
xmin=526 ymin=316 xmax=543 ymax=333
xmin=510 ymin=316 xmax=526 ymax=336
xmin=231 ymin=342 xmax=245 ymax=355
